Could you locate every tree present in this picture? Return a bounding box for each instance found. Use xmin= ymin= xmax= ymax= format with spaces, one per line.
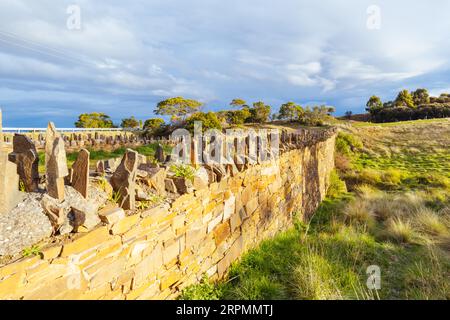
xmin=301 ymin=105 xmax=333 ymax=126
xmin=278 ymin=102 xmax=304 ymax=121
xmin=154 ymin=97 xmax=203 ymax=121
xmin=121 ymin=116 xmax=140 ymax=129
xmin=185 ymin=112 xmax=222 ymax=133
xmin=394 ymin=90 xmax=415 ymax=108
xmin=412 ymin=88 xmax=430 ymax=106
xmin=366 ymin=96 xmax=383 ymax=113
xmin=143 ymin=118 xmax=165 ymax=135
xmin=75 ymin=112 xmax=115 ymax=128
xmin=247 ymin=101 xmax=271 ymax=123
xmin=344 ymin=111 xmax=353 ymax=119
xmin=230 ymin=98 xmax=248 ymax=109
xmin=226 ymin=109 xmax=251 ymax=125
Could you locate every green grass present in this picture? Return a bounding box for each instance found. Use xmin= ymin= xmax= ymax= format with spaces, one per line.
xmin=344 ymin=118 xmax=449 ymax=128
xmin=181 ymin=196 xmax=449 ymax=300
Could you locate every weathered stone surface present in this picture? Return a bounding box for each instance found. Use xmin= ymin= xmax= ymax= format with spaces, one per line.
xmin=41 ymin=186 xmax=102 ymax=234
xmin=45 ymin=123 xmax=69 ymax=201
xmin=98 ymin=206 xmax=125 ymax=225
xmin=172 ymin=177 xmax=194 ymax=194
xmin=0 ymin=150 xmax=24 ymax=215
xmin=71 ymin=149 xmax=90 ymax=198
xmin=9 ymin=134 xmax=39 ymax=192
xmin=0 ymin=194 xmax=52 ymax=256
xmin=135 ymin=185 xmax=151 ymax=201
xmin=193 ymin=167 xmax=209 ymax=190
xmin=223 ymin=191 xmax=236 ymax=221
xmin=164 ymin=178 xmax=177 ymax=194
xmin=138 ymin=165 xmax=167 ymax=196
xmin=96 ymin=160 xmax=105 ymax=175
xmin=155 ymin=144 xmax=165 ymax=163
xmin=110 ymin=149 xmax=138 ymax=210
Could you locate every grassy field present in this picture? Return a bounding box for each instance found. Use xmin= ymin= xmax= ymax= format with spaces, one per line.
xmin=181 ymin=118 xmax=450 ymax=300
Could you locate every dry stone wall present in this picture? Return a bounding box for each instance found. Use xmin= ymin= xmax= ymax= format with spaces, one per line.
xmin=2 ymin=131 xmax=172 ymax=151
xmin=0 ymin=129 xmax=336 ymax=300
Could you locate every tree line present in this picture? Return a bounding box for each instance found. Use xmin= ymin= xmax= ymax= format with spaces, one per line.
xmin=75 ymin=97 xmax=336 ymax=135
xmin=365 ymin=89 xmax=450 ymax=122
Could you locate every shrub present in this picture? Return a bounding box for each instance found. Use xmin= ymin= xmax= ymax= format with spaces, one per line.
xmin=382 ymin=169 xmax=406 ymax=186
xmin=170 ymin=164 xmax=196 ymax=182
xmin=335 ymin=132 xmax=363 ymax=156
xmin=246 ymin=102 xmax=271 ymax=123
xmin=185 ymin=112 xmax=222 ymax=133
xmin=226 ymin=108 xmax=251 ymax=125
xmin=327 ymin=170 xmax=347 ymax=198
xmin=358 ymin=168 xmax=383 ymax=186
xmin=180 ymin=276 xmax=222 ymax=300
xmin=75 ymin=112 xmax=115 ymax=128
xmin=143 ymin=118 xmax=165 ymax=135
xmin=121 ymin=116 xmax=140 ymax=129
xmin=334 ymin=153 xmax=352 ymax=172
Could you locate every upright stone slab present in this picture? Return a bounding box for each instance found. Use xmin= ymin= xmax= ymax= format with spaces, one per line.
xmin=45 ymin=123 xmax=69 ymax=201
xmin=155 ymin=144 xmax=166 ymax=163
xmin=0 ymin=110 xmax=24 ymax=214
xmin=9 ymin=134 xmax=39 ymax=192
xmin=71 ymin=149 xmax=90 ymax=198
xmin=110 ymin=149 xmax=138 ymax=210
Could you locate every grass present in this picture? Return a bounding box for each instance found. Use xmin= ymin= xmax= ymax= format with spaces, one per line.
xmin=22 ymin=245 xmax=41 ymax=258
xmin=170 ymin=164 xmax=196 ymax=182
xmin=181 ymin=118 xmax=450 ymax=300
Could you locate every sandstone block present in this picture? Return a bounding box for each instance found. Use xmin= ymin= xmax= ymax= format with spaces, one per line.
xmin=99 ymin=206 xmax=125 ymax=225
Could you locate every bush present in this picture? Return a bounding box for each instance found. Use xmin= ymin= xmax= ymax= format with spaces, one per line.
xmin=246 ymin=102 xmax=271 ymax=123
xmin=185 ymin=112 xmax=222 ymax=133
xmin=143 ymin=118 xmax=165 ymax=135
xmin=180 ymin=276 xmax=222 ymax=300
xmin=75 ymin=112 xmax=115 ymax=128
xmin=170 ymin=164 xmax=196 ymax=182
xmin=358 ymin=168 xmax=383 ymax=186
xmin=327 ymin=170 xmax=347 ymax=198
xmin=226 ymin=109 xmax=251 ymax=125
xmin=382 ymin=169 xmax=406 ymax=186
xmin=335 ymin=132 xmax=363 ymax=156
xmin=121 ymin=116 xmax=140 ymax=129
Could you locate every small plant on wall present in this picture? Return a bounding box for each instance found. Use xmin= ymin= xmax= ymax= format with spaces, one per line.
xmin=170 ymin=164 xmax=196 ymax=182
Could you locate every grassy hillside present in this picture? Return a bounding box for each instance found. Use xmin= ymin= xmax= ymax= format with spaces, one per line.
xmin=181 ymin=118 xmax=450 ymax=300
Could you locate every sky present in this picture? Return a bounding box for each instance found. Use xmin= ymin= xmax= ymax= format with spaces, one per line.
xmin=0 ymin=0 xmax=450 ymax=127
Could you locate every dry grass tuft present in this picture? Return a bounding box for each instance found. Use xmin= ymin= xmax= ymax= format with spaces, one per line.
xmin=344 ymin=198 xmax=375 ymax=226
xmin=414 ymin=208 xmax=449 ymax=238
xmin=384 ymin=218 xmax=417 ymax=244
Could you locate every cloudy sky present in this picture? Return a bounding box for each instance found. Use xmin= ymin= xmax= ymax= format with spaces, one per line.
xmin=0 ymin=0 xmax=450 ymax=127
